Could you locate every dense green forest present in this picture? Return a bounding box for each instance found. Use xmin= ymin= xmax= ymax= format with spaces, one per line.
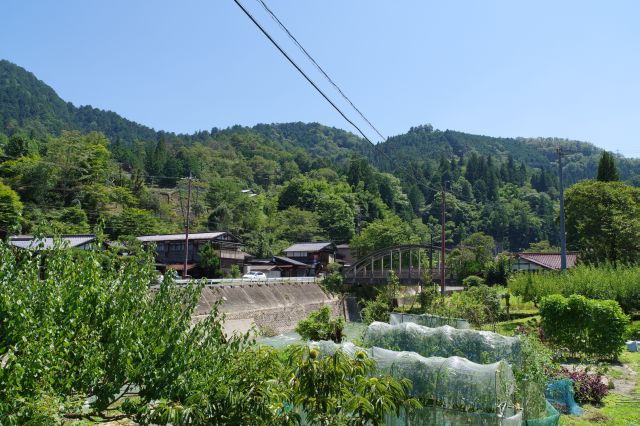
xmin=1 ymin=59 xmax=639 ymax=254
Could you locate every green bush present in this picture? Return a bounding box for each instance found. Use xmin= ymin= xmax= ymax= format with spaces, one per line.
xmin=539 ymin=294 xmax=629 ymax=360
xmin=360 ymin=295 xmax=392 ymax=325
xmin=230 ymin=264 xmax=241 ymax=278
xmin=462 ymin=275 xmax=485 ymax=287
xmin=295 ymin=305 xmax=344 ymax=343
xmin=509 ymin=264 xmax=640 ymax=313
xmin=321 ymin=271 xmax=344 ymax=294
xmin=359 ymin=271 xmax=400 ymax=325
xmin=430 ymin=285 xmax=502 ymax=327
xmin=418 ymin=284 xmax=439 ymax=310
xmin=626 ymin=321 xmax=640 ymax=340
xmin=485 ymin=253 xmax=511 ymax=286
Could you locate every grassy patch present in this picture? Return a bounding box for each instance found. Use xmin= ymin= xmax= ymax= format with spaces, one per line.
xmin=558 ymin=352 xmax=640 ymax=426
xmin=486 ymin=315 xmax=540 ymax=336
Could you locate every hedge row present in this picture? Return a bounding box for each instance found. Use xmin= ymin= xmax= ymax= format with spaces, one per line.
xmin=539 ymin=294 xmax=629 ymax=360
xmin=509 ymin=264 xmax=640 ymax=313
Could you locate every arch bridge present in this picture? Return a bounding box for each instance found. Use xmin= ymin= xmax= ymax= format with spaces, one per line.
xmin=343 ymin=244 xmax=449 ymax=286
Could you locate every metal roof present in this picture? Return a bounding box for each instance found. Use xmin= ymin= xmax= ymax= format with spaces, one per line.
xmin=283 ymin=242 xmax=335 ymax=253
xmin=9 ymin=235 xmax=97 ymax=250
xmin=514 ymin=252 xmax=579 ymax=270
xmin=137 ymin=232 xmax=227 ymax=242
xmin=273 ymin=256 xmax=314 ymax=267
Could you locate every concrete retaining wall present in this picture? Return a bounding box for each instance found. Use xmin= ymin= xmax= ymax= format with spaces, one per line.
xmin=193 ymin=282 xmax=342 ymax=335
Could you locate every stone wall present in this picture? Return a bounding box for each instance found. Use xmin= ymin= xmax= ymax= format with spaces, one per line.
xmin=192 ymin=281 xmax=343 ymax=335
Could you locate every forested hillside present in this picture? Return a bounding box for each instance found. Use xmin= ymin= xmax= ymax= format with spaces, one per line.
xmin=1 ymin=59 xmax=639 ymax=254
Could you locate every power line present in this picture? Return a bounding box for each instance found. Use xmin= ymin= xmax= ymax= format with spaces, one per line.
xmin=255 ymin=0 xmax=386 ymax=142
xmin=233 ymin=0 xmax=472 ymax=204
xmin=232 ymin=0 xmax=378 ymax=147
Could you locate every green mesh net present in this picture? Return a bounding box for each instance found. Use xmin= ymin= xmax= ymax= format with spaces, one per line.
xmin=310 ymin=341 xmax=522 ymax=424
xmin=364 ymin=321 xmax=522 ymax=364
xmin=390 ymin=312 xmax=471 ymax=329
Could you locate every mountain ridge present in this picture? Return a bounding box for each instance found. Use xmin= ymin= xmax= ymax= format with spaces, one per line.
xmin=2 ymin=58 xmax=639 ymax=184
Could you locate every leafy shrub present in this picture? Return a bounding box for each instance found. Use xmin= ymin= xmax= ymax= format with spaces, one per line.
xmin=462 ymin=275 xmax=485 ymax=287
xmin=431 ymin=285 xmax=502 ymax=327
xmin=0 ymin=241 xmax=291 ymax=423
xmin=360 ymin=295 xmax=392 ymax=325
xmin=539 ymin=294 xmax=629 ymax=360
xmin=509 ymin=264 xmax=640 ymax=313
xmin=625 ymin=321 xmax=640 ymax=340
xmin=295 ymin=305 xmax=344 ymax=343
xmin=286 ymin=346 xmax=420 ymax=424
xmin=417 ymin=284 xmax=439 ymax=310
xmin=485 ymin=253 xmax=511 ymax=286
xmin=554 ymin=368 xmax=609 ymax=405
xmin=230 ymin=264 xmax=241 ymax=278
xmin=321 ymin=271 xmax=344 ymax=294
xmin=359 ymin=272 xmax=399 ymax=324
xmin=513 ymin=334 xmax=558 ymax=420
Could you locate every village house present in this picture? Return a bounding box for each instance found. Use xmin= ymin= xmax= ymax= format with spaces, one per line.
xmin=9 ymin=234 xmax=99 ymax=251
xmin=244 ymin=255 xmax=314 ymax=278
xmin=336 ymin=243 xmax=355 ymax=268
xmin=282 ymin=242 xmax=337 ymax=274
xmin=137 ymin=232 xmax=246 ymax=276
xmin=511 ymin=251 xmax=579 ymax=272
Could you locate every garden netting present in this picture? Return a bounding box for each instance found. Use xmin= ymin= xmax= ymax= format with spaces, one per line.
xmin=309 ymin=341 xmax=523 ymax=425
xmin=544 ymin=379 xmax=582 ymax=416
xmin=364 ymin=321 xmax=522 ymax=364
xmin=521 ymin=401 xmax=560 ymax=426
xmin=390 ymin=312 xmax=471 ymax=329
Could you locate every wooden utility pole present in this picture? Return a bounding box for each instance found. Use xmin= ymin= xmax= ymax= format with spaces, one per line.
xmin=558 ymin=148 xmax=567 ymax=271
xmin=429 ymin=229 xmax=434 ymax=279
xmin=183 ymin=173 xmax=193 ymax=279
xmin=440 ymin=183 xmax=447 ymax=296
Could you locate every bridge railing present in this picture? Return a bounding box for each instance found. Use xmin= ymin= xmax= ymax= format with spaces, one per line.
xmin=174 ymin=276 xmax=317 ymax=286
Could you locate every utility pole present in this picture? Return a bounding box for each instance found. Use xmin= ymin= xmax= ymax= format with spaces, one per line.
xmin=440 ymin=182 xmax=447 ymax=296
xmin=558 ymin=148 xmax=567 ymax=271
xmin=183 ymin=173 xmax=193 ymax=279
xmin=429 ymin=228 xmax=434 ymax=279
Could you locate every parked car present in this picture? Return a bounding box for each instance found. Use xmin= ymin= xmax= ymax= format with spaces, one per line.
xmin=242 ymin=271 xmax=267 ymax=281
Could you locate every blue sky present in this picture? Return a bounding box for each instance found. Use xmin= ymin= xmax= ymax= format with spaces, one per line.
xmin=2 ymin=1 xmax=639 ymax=156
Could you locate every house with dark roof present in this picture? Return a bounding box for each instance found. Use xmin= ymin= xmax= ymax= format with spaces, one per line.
xmin=511 ymin=252 xmax=579 ymax=272
xmin=244 ymin=256 xmax=314 ymax=278
xmin=9 ymin=234 xmax=99 ymax=251
xmin=336 ymin=244 xmax=355 ymax=267
xmin=282 ymin=242 xmax=337 ymax=273
xmin=137 ymin=232 xmax=246 ymax=276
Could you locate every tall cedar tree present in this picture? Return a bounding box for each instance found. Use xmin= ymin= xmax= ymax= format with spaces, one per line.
xmin=596 ymin=151 xmax=619 ymax=182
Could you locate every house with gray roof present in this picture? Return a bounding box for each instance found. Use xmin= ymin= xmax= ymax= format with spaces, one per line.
xmin=136 ymin=232 xmax=246 ymax=276
xmin=282 ymin=242 xmax=337 ymax=273
xmin=9 ymin=234 xmax=98 ymax=251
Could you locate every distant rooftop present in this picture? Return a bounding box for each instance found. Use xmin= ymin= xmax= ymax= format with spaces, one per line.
xmin=283 ymin=242 xmax=335 ymax=253
xmin=514 ymin=252 xmax=579 ymax=270
xmin=273 ymin=255 xmax=313 ymax=267
xmin=9 ymin=234 xmax=97 ymax=250
xmin=137 ymin=232 xmax=229 ymax=243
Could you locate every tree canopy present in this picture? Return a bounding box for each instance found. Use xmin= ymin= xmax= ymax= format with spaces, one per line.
xmin=565 ymin=180 xmax=640 ymax=265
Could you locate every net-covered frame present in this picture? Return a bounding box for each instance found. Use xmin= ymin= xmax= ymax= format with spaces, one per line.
xmin=390 ymin=312 xmax=471 ymax=329
xmin=310 ymin=341 xmax=522 ymax=424
xmin=365 ymin=321 xmax=522 ymax=364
